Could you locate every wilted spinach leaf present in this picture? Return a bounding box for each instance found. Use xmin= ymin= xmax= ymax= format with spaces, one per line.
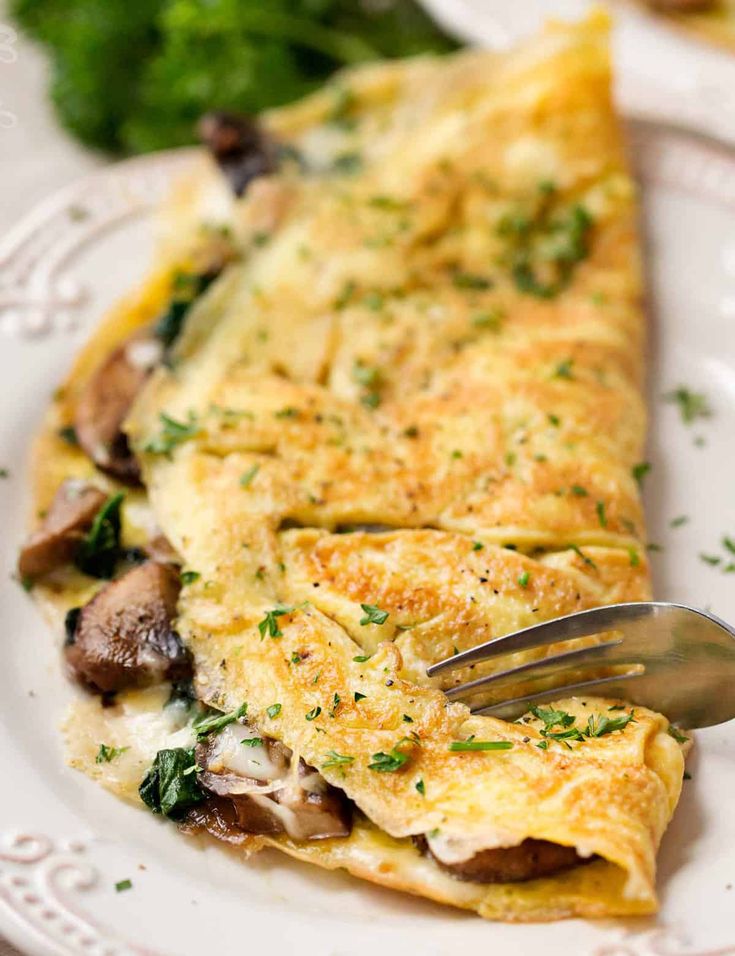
xmin=74 ymin=492 xmax=124 ymax=579
xmin=139 ymin=747 xmax=205 ymax=818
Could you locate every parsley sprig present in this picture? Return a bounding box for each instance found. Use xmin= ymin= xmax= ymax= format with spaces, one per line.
xmin=360 ymin=603 xmax=389 ymax=625
xmin=530 ymin=704 xmax=635 ymax=748
xmin=323 ymin=751 xmax=354 ymax=769
xmin=144 ymin=412 xmax=200 ymax=456
xmin=368 ymin=737 xmax=415 ymax=772
xmin=193 ymin=702 xmax=247 ymax=739
xmin=258 ymin=604 xmax=296 ymax=638
xmin=663 ymin=386 xmax=711 ymax=425
xmin=96 ymin=743 xmax=129 ymax=764
xmin=449 ymin=738 xmax=513 ymax=752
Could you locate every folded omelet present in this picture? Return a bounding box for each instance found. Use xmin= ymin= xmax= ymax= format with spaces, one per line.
xmin=23 ymin=12 xmax=687 ymax=922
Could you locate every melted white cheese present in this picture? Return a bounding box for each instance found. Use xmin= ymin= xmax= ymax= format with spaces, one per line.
xmin=208 ymin=723 xmax=287 ymax=783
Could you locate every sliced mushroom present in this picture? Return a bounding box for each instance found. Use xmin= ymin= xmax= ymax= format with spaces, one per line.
xmin=180 ymin=796 xmax=259 ymax=847
xmin=195 ymin=723 xmax=351 ymax=841
xmin=18 ymin=479 xmax=108 ymax=581
xmin=198 ymin=111 xmax=276 ymax=197
xmin=65 ymin=560 xmax=191 ymax=693
xmin=417 ymin=835 xmax=586 ymax=884
xmin=75 ymin=334 xmax=163 ymax=483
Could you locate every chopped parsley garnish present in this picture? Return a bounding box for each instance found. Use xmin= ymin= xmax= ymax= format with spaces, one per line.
xmin=368 ymin=194 xmax=407 ymax=211
xmin=663 ymin=386 xmax=711 ymax=425
xmin=352 ymin=362 xmax=380 ymax=387
xmin=670 ymin=515 xmax=689 ymax=528
xmin=328 ymin=84 xmax=356 ymax=128
xmin=472 ymin=309 xmax=503 ymax=331
xmin=596 ymin=500 xmax=607 ymax=527
xmin=517 ymin=571 xmax=530 ymax=588
xmin=364 ymin=291 xmax=385 ymax=311
xmin=353 ymin=654 xmax=371 ymax=663
xmin=257 ymin=604 xmax=295 ymax=638
xmin=139 ymin=747 xmax=205 ymax=818
xmin=266 ymin=703 xmax=282 ymax=719
xmin=57 ymin=425 xmax=79 ymax=446
xmin=323 ymin=751 xmax=354 ymax=769
xmin=628 ymin=547 xmax=640 ymax=567
xmin=274 ymin=406 xmax=299 ymax=419
xmin=548 ymin=413 xmax=561 ymax=427
xmin=359 ymin=603 xmax=389 ymax=625
xmin=700 ymin=553 xmax=721 ymax=567
xmin=724 ymin=537 xmax=735 ymax=555
xmin=354 ymin=692 xmax=367 ymax=702
xmin=415 ymin=778 xmax=426 ymax=795
xmin=530 ymin=705 xmax=576 ymax=730
xmin=352 ymin=361 xmax=382 ymax=409
xmin=368 ymin=744 xmax=412 ymax=772
xmin=569 ymin=544 xmax=597 ymax=569
xmin=242 ymin=737 xmax=263 ymax=748
xmin=180 ymin=570 xmax=200 ymax=585
xmin=96 ymin=744 xmax=129 ymax=764
xmin=584 ymin=712 xmax=635 ymax=737
xmin=452 ymin=271 xmax=493 ymax=291
xmin=332 ymin=151 xmax=362 ymax=175
xmin=472 ymin=541 xmax=484 ymax=551
xmin=632 ymin=462 xmax=651 ymax=487
xmin=402 ymin=714 xmax=414 ymax=723
xmin=552 ymin=358 xmax=575 ymax=380
xmin=449 ymin=739 xmax=513 ymax=752
xmin=360 ymin=391 xmax=381 ymax=409
xmin=498 ymin=184 xmax=594 ymax=298
xmin=570 ymin=484 xmax=588 ymax=497
xmin=193 ymin=702 xmax=247 ymax=739
xmin=335 ymin=280 xmax=356 ymax=310
xmin=305 ymin=706 xmax=322 ymax=721
xmin=115 ymin=879 xmax=133 ymax=892
xmin=531 ymin=705 xmax=635 ymax=744
xmin=239 ymin=464 xmax=260 ymax=488
xmin=75 ymin=492 xmax=124 ymax=579
xmin=144 ymin=412 xmax=200 ymax=456
xmin=667 ymin=724 xmax=689 ymax=745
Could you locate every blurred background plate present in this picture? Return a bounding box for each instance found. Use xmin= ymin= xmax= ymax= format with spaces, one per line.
xmin=422 ymin=0 xmax=735 ymax=145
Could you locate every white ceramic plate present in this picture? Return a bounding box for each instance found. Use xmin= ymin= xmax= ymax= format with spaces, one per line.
xmin=1 ymin=118 xmax=735 ymax=956
xmin=422 ymin=0 xmax=735 ymax=148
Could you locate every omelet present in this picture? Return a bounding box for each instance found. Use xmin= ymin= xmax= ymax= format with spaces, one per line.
xmin=21 ymin=12 xmax=688 ymax=922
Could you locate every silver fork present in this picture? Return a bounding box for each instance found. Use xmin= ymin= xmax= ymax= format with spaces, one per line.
xmin=426 ymin=602 xmax=735 ymax=728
